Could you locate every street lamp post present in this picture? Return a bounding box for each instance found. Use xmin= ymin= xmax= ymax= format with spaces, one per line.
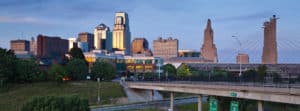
xmin=232 ymin=36 xmax=242 ymax=82
xmin=97 ymin=78 xmax=101 ymax=105
xmin=166 ymin=70 xmax=168 ymax=81
xmin=158 ymin=61 xmax=161 ymax=81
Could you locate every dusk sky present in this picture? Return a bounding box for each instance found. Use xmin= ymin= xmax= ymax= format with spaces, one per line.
xmin=0 ymin=0 xmax=300 ymax=63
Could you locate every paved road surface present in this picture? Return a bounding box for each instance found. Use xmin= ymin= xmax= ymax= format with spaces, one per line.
xmin=92 ymin=97 xmax=198 ymax=111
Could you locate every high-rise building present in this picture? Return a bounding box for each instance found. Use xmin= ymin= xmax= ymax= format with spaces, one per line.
xmin=153 ymin=37 xmax=178 ymax=60
xmin=200 ymin=19 xmax=218 ymax=63
xmin=30 ymin=37 xmax=37 ymax=55
xmin=11 ymin=39 xmax=32 ymax=59
xmin=77 ymin=42 xmax=89 ymax=52
xmin=37 ymin=34 xmax=68 ymax=59
xmin=78 ymin=32 xmax=94 ymax=51
xmin=112 ymin=12 xmax=131 ymax=55
xmin=68 ymin=38 xmax=77 ymax=50
xmin=10 ymin=39 xmax=30 ymax=52
xmin=94 ymin=23 xmax=112 ymax=51
xmin=262 ymin=15 xmax=278 ymax=64
xmin=131 ymin=38 xmax=151 ymax=56
xmin=236 ymin=53 xmax=249 ymax=64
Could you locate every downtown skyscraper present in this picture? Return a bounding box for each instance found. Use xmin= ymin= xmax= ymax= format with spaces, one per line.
xmin=112 ymin=12 xmax=131 ymax=55
xmin=262 ymin=15 xmax=278 ymax=64
xmin=94 ymin=23 xmax=112 ymax=52
xmin=78 ymin=32 xmax=94 ymax=51
xmin=200 ymin=19 xmax=218 ymax=63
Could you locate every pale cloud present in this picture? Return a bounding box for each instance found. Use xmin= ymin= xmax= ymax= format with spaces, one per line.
xmin=0 ymin=16 xmax=46 ymax=24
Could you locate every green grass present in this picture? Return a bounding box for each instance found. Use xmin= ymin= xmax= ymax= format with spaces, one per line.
xmin=0 ymin=81 xmax=126 ymax=111
xmin=175 ymin=102 xmax=209 ymax=111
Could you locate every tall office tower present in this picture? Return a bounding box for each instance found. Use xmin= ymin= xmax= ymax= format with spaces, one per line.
xmin=200 ymin=19 xmax=218 ymax=63
xmin=262 ymin=15 xmax=278 ymax=64
xmin=10 ymin=40 xmax=30 ymax=52
xmin=37 ymin=34 xmax=68 ymax=59
xmin=236 ymin=53 xmax=249 ymax=64
xmin=94 ymin=23 xmax=112 ymax=51
xmin=77 ymin=42 xmax=89 ymax=52
xmin=153 ymin=37 xmax=178 ymax=60
xmin=68 ymin=38 xmax=77 ymax=50
xmin=78 ymin=32 xmax=94 ymax=51
xmin=131 ymin=38 xmax=151 ymax=56
xmin=30 ymin=37 xmax=37 ymax=55
xmin=112 ymin=12 xmax=131 ymax=55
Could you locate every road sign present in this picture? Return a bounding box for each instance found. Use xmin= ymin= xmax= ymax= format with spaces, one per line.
xmin=209 ymin=97 xmax=218 ymax=111
xmin=230 ymin=92 xmax=237 ymax=97
xmin=230 ymin=101 xmax=239 ymax=111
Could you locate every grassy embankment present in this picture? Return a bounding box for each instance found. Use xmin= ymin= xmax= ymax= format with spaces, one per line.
xmin=0 ymin=81 xmax=126 ymax=111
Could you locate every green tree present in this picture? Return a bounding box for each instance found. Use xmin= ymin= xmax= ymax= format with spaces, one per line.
xmin=242 ymin=69 xmax=257 ymax=82
xmin=273 ymin=73 xmax=282 ymax=83
xmin=66 ymin=59 xmax=88 ymax=80
xmin=69 ymin=46 xmax=85 ymax=60
xmin=211 ymin=68 xmax=229 ymax=81
xmin=91 ymin=59 xmax=116 ymax=81
xmin=21 ymin=95 xmax=89 ymax=111
xmin=256 ymin=65 xmax=267 ymax=82
xmin=162 ymin=64 xmax=177 ymax=77
xmin=144 ymin=72 xmax=157 ymax=80
xmin=190 ymin=69 xmax=210 ymax=81
xmin=48 ymin=64 xmax=67 ymax=82
xmin=177 ymin=64 xmax=191 ymax=78
xmin=16 ymin=59 xmax=43 ymax=82
xmin=0 ymin=48 xmax=18 ymax=85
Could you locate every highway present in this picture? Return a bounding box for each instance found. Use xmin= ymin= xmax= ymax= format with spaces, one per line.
xmin=92 ymin=97 xmax=199 ymax=111
xmin=127 ymin=81 xmax=300 ymax=105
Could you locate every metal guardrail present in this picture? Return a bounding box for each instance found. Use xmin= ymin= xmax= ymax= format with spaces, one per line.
xmin=127 ymin=81 xmax=300 ymax=89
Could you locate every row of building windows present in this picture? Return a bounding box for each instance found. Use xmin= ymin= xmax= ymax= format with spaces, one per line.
xmin=95 ymin=58 xmax=156 ymax=64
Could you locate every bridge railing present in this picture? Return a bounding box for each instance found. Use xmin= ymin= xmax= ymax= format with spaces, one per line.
xmin=126 ymin=80 xmax=300 ymax=89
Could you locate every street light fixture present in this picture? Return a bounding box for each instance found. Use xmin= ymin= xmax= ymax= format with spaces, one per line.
xmin=232 ymin=36 xmax=242 ymax=82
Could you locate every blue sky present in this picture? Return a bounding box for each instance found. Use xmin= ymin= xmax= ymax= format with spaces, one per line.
xmin=0 ymin=0 xmax=300 ymax=63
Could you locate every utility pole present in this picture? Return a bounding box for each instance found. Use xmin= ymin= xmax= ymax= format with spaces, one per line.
xmin=232 ymin=36 xmax=242 ymax=82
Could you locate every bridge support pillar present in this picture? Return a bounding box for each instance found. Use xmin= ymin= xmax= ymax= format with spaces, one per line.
xmin=258 ymin=101 xmax=263 ymax=111
xmin=198 ymin=95 xmax=202 ymax=111
xmin=170 ymin=92 xmax=174 ymax=111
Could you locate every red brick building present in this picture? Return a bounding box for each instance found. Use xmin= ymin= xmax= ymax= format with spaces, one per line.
xmin=37 ymin=34 xmax=68 ymax=60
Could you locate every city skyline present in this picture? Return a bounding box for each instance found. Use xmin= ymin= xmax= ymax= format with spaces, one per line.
xmin=1 ymin=0 xmax=300 ymax=63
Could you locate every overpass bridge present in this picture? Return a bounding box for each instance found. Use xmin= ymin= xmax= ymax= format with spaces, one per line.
xmin=126 ymin=81 xmax=300 ymax=111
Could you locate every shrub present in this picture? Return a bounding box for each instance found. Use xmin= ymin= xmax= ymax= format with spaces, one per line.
xmin=21 ymin=95 xmax=89 ymax=111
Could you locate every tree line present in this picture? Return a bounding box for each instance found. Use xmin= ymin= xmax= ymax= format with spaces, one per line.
xmin=0 ymin=47 xmax=116 ymax=87
xmin=141 ymin=63 xmax=294 ymax=83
